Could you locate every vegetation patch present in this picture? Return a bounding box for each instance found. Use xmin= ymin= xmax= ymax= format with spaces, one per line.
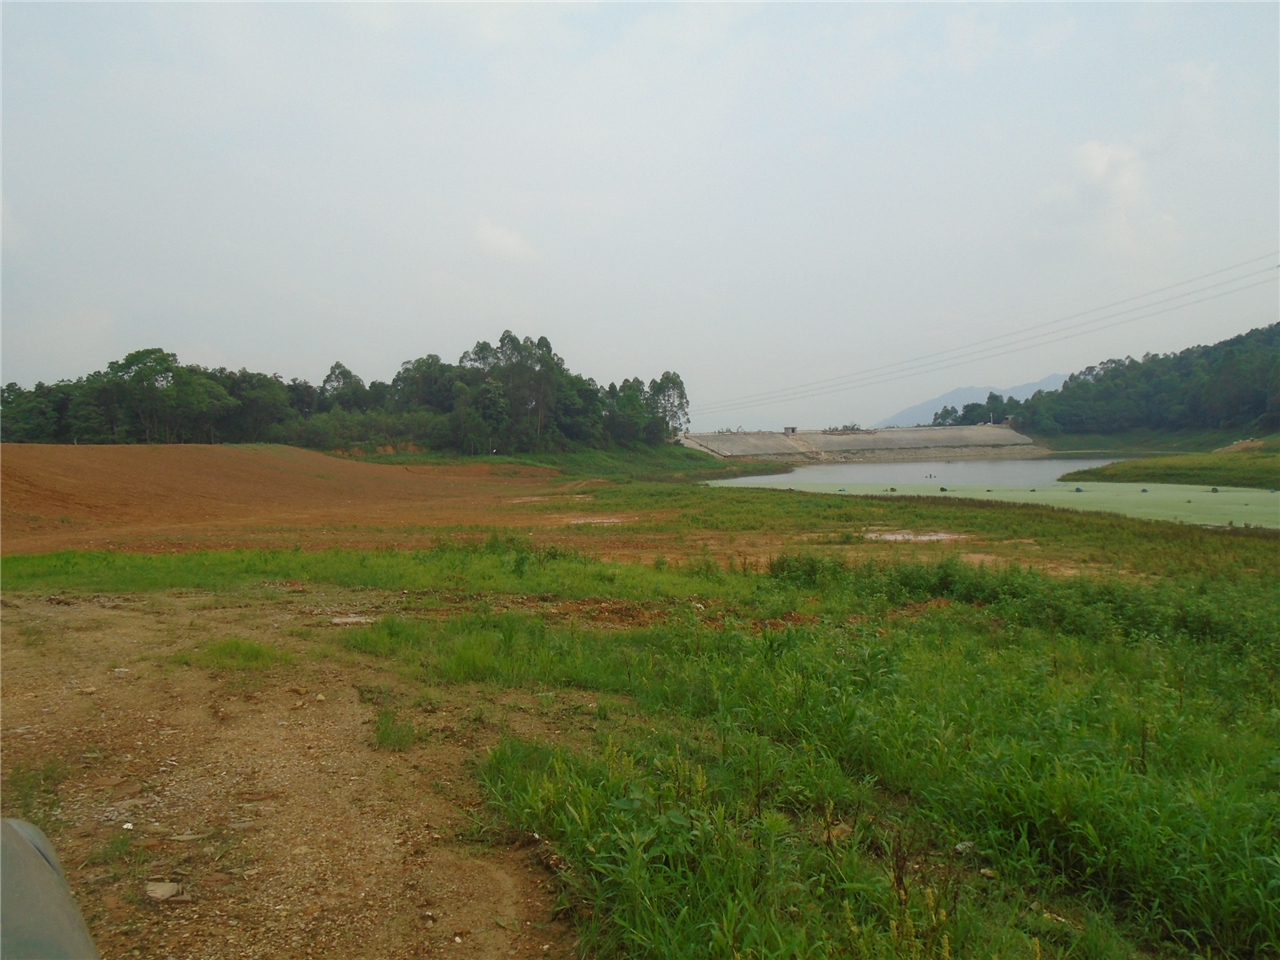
xmin=176 ymin=637 xmax=292 ymax=670
xmin=372 ymin=708 xmax=419 ymax=751
xmin=5 ymin=492 xmax=1278 ymax=957
xmin=353 ymin=443 xmax=784 ymax=483
xmin=1059 ymin=450 xmax=1280 ymax=489
xmin=323 ymin=551 xmax=1279 ymax=958
xmin=931 ymin=324 xmax=1278 ymax=437
xmin=1 ymin=760 xmax=70 ymax=833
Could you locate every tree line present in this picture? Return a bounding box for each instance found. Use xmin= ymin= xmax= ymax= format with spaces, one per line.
xmin=931 ymin=323 xmax=1279 ymax=435
xmin=0 ymin=331 xmax=691 ymax=453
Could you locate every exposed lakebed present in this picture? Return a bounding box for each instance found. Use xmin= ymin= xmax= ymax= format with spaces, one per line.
xmin=712 ymin=459 xmax=1279 ymax=528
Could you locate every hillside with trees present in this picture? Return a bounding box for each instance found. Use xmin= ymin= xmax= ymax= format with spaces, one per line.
xmin=931 ymin=323 xmax=1279 ymax=436
xmin=0 ymin=331 xmax=690 ymax=454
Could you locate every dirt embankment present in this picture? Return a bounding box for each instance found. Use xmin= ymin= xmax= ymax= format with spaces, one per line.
xmin=1 ymin=445 xmax=561 ymax=555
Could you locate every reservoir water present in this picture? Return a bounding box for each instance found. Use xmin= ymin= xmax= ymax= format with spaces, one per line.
xmin=710 ymin=459 xmax=1280 ymax=528
xmin=714 ymin=458 xmax=1121 ymax=490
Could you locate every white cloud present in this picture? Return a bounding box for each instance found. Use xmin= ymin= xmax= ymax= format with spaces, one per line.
xmin=946 ymin=10 xmax=1000 ymax=75
xmin=1075 ymin=141 xmax=1147 ymax=208
xmin=1022 ymin=17 xmax=1075 ymax=59
xmin=474 ymin=217 xmax=538 ymax=262
xmin=1036 ymin=141 xmax=1178 ymax=259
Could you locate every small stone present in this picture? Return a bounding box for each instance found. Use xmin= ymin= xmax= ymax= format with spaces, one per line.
xmin=827 ymin=823 xmax=853 ymax=843
xmin=315 ymin=694 xmax=326 ymax=702
xmin=954 ymin=841 xmax=975 ymax=854
xmin=291 ymin=700 xmax=304 ymax=710
xmin=79 ymin=686 xmax=98 ymax=695
xmin=542 ymin=945 xmax=551 ymax=953
xmin=289 ymin=686 xmax=308 ymax=696
xmin=145 ymin=882 xmax=181 ymax=901
xmin=122 ymin=822 xmax=134 ymax=830
xmin=979 ymin=868 xmax=998 ymax=880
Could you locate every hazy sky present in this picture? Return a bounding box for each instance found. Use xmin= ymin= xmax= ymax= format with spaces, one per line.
xmin=4 ymin=3 xmax=1277 ymax=430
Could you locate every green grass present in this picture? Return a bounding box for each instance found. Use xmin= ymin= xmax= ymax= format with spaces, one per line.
xmin=341 ymin=442 xmax=785 ymax=483
xmin=1 ymin=761 xmax=69 ymax=833
xmin=5 ymin=493 xmax=1279 ymax=958
xmin=174 ymin=637 xmax=292 ymax=670
xmin=328 ymin=553 xmax=1279 ymax=957
xmin=372 ymin=707 xmax=419 ymax=751
xmin=1036 ymin=429 xmax=1274 ymax=455
xmin=4 ymin=483 xmax=1279 ymax=588
xmin=1059 ymin=451 xmax=1280 ymax=489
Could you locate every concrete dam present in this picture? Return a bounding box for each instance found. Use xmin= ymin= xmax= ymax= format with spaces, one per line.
xmin=680 ymin=423 xmax=1046 ymax=463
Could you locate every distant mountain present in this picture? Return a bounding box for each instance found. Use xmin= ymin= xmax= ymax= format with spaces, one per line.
xmin=873 ymin=374 xmax=1067 ymax=428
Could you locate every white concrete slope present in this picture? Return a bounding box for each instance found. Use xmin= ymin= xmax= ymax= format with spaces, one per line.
xmin=681 ymin=424 xmax=1043 ymax=462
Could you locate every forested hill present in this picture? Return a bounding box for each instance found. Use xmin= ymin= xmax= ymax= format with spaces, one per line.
xmin=0 ymin=332 xmax=690 ymax=454
xmin=931 ymin=323 xmax=1279 ymax=435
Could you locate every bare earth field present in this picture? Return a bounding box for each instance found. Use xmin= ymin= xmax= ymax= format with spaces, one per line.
xmin=1 ymin=585 xmax=584 ymax=960
xmin=0 ymin=443 xmax=980 ymax=569
xmin=1 ymin=444 xmax=566 ymax=555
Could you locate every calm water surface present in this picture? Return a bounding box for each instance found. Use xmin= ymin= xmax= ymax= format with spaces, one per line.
xmin=715 ymin=459 xmax=1122 ymax=489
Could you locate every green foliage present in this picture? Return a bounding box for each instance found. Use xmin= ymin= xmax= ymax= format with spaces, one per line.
xmin=933 ymin=324 xmax=1279 ymax=436
xmin=1 ymin=761 xmax=70 ymax=833
xmin=372 ymin=708 xmax=418 ymax=751
xmin=177 ymin=637 xmax=292 ymax=670
xmin=5 ymin=523 xmax=1278 ymax=955
xmin=85 ymin=831 xmax=152 ymax=871
xmin=358 ymin=442 xmax=783 ymax=483
xmin=1039 ymin=428 xmax=1266 ymax=454
xmin=327 ymin=557 xmax=1280 ymax=955
xmin=5 ymin=483 xmax=1279 ymax=594
xmin=1 ymin=330 xmax=689 ymax=454
xmin=1059 ymin=450 xmax=1280 ymax=489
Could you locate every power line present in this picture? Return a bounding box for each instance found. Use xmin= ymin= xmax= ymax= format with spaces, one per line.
xmin=694 ymin=274 xmax=1277 ymax=418
xmin=695 ymin=267 xmax=1276 ymax=416
xmin=692 ymin=254 xmax=1275 ymax=415
xmin=692 ymin=257 xmax=1278 ymax=418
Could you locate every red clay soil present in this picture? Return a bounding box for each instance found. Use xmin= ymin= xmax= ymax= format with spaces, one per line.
xmin=1 ymin=445 xmax=564 ymax=555
xmin=1 ymin=444 xmax=1010 ymax=571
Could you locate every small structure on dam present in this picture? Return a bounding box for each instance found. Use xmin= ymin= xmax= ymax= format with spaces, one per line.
xmin=680 ymin=423 xmax=1045 ymax=462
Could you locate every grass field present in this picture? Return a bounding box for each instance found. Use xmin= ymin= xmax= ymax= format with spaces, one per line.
xmin=6 ymin=489 xmax=1278 ymax=959
xmin=1036 ymin=428 xmax=1271 ymax=455
xmin=344 ymin=442 xmax=788 ymax=483
xmin=1059 ymin=450 xmax=1280 ymax=490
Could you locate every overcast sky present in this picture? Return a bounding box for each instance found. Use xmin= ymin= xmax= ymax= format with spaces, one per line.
xmin=4 ymin=3 xmax=1276 ymax=430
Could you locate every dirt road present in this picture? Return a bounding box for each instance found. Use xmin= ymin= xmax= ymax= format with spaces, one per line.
xmin=1 ymin=586 xmax=584 ymax=960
